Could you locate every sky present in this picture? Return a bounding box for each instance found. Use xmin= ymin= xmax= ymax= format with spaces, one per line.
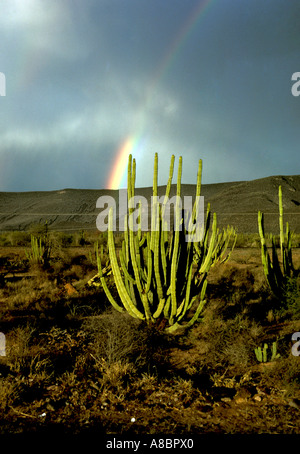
xmin=0 ymin=0 xmax=300 ymax=192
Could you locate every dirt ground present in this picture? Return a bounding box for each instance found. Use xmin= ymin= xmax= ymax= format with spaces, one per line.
xmin=0 ymin=245 xmax=299 ymax=438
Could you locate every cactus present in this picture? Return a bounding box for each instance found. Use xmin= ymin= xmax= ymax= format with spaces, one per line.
xmin=25 ymin=234 xmax=51 ymax=266
xmin=254 ymin=341 xmax=280 ymax=362
xmin=254 ymin=343 xmax=268 ymax=362
xmin=258 ymin=185 xmax=299 ymax=299
xmin=255 ymin=345 xmax=262 ymax=362
xmin=93 ymin=153 xmax=236 ymax=333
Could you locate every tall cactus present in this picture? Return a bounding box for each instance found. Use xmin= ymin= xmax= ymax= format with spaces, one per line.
xmin=93 ymin=153 xmax=236 ymax=333
xmin=258 ymin=185 xmax=299 ymax=299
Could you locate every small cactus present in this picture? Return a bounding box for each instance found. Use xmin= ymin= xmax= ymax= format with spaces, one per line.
xmin=25 ymin=234 xmax=51 ymax=266
xmin=254 ymin=341 xmax=280 ymax=363
xmin=255 ymin=343 xmax=268 ymax=362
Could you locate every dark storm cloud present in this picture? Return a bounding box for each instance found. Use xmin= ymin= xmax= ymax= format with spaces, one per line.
xmin=0 ymin=0 xmax=299 ymax=191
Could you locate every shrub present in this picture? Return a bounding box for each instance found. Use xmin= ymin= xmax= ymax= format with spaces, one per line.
xmin=82 ymin=308 xmax=172 ymax=374
xmin=278 ymin=276 xmax=300 ymax=320
xmin=7 ymin=231 xmax=31 ymax=246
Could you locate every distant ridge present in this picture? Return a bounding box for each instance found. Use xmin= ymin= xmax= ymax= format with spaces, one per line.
xmin=0 ymin=175 xmax=299 ymax=234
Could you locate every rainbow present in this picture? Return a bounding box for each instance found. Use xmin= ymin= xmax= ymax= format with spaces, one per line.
xmin=107 ymin=135 xmax=145 ymax=189
xmin=106 ymin=0 xmax=215 ymax=190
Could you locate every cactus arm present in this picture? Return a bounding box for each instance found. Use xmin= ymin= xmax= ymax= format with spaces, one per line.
xmin=258 ymin=211 xmax=280 ymax=294
xmin=271 ymin=341 xmax=279 ymax=361
xmin=122 ymin=218 xmax=132 ymax=294
xmin=254 ymin=347 xmax=263 ymax=362
xmin=196 ymin=159 xmax=202 ymax=197
xmin=258 ymin=211 xmax=274 ymax=283
xmin=153 ymin=298 xmax=166 ymax=319
xmin=119 ymin=247 xmax=136 ymax=285
xmin=158 ymin=152 xmax=174 ymax=284
xmin=140 ymin=291 xmax=153 ymax=322
xmin=170 ymin=228 xmax=179 ymax=324
xmin=263 ymin=343 xmax=268 ymax=362
xmin=194 ymin=204 xmax=211 ymax=267
xmin=153 ymin=205 xmax=164 ymax=301
xmin=170 ymin=157 xmax=182 ymax=323
xmin=176 ymin=262 xmax=194 ymax=321
xmin=279 ymin=186 xmax=284 ymax=261
xmin=134 ymin=234 xmax=143 ymax=278
xmin=225 ymin=227 xmax=237 ymax=263
xmin=163 ymin=294 xmax=171 ymax=319
xmin=128 ymin=161 xmax=146 ymax=288
xmin=108 ymin=208 xmax=145 ymax=320
xmin=150 ymin=153 xmax=160 ymax=254
xmin=160 ymin=224 xmax=168 ymax=287
xmin=132 ymin=157 xmax=136 ymax=199
xmin=199 ymin=212 xmax=217 ymax=273
xmin=270 ymin=237 xmax=284 ymax=291
xmin=128 ymin=158 xmax=154 ymax=322
xmin=128 ymin=202 xmax=152 ymax=321
xmin=166 ymin=281 xmax=207 ymax=333
xmin=127 ymin=154 xmax=134 ymax=201
xmin=124 ymin=215 xmax=130 ymax=263
xmin=284 ymin=223 xmax=295 ymax=275
xmin=95 ymin=247 xmax=125 ymax=313
xmin=137 ymin=200 xmax=142 ymax=242
xmin=190 ymin=159 xmax=202 ymax=228
xmin=144 ymin=232 xmax=153 ymax=293
xmin=212 ymin=226 xmax=237 ymax=265
xmin=127 ymin=161 xmax=144 ymax=294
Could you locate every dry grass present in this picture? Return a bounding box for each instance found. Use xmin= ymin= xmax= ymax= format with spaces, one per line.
xmin=0 ymin=242 xmax=299 ymax=435
xmin=0 ymin=277 xmax=58 ymax=312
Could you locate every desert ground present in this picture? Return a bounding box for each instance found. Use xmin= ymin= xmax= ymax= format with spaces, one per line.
xmin=0 ymin=175 xmax=299 ymax=438
xmin=0 ymin=230 xmax=299 ymax=437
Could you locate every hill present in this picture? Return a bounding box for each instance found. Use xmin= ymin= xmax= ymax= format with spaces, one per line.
xmin=0 ymin=175 xmax=299 ymax=234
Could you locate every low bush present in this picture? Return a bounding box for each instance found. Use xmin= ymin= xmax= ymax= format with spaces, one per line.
xmin=278 ymin=276 xmax=300 ymax=320
xmin=82 ymin=308 xmax=173 ymax=375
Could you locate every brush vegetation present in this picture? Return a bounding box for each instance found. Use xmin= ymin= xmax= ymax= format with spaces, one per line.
xmin=0 ymin=157 xmax=299 ymax=435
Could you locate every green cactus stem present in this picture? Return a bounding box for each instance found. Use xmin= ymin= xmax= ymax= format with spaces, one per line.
xmin=254 ymin=341 xmax=280 ymax=363
xmin=270 ymin=341 xmax=280 ymax=361
xmin=254 ymin=343 xmax=268 ymax=363
xmin=254 ymin=346 xmax=263 ymax=362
